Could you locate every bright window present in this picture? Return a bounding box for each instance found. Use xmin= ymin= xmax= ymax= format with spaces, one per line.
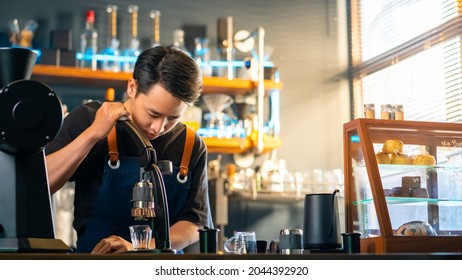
xmin=349 ymin=0 xmax=462 ymax=122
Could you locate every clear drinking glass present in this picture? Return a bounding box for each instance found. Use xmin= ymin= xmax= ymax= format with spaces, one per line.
xmin=129 ymin=225 xmax=152 ymax=251
xmin=224 ymin=231 xmax=257 ymax=254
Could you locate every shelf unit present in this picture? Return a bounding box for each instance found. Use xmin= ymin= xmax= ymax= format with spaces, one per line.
xmin=31 ymin=65 xmax=283 ymax=154
xmin=31 ymin=65 xmax=283 ymax=95
xmin=343 ymin=118 xmax=462 ymax=253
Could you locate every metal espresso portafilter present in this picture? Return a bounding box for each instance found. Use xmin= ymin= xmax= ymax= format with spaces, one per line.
xmin=130 ymin=159 xmax=173 ymax=220
xmin=131 ymin=176 xmax=155 ymax=220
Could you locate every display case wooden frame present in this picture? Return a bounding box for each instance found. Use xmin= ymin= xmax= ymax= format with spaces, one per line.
xmin=343 ymin=118 xmax=462 ymax=253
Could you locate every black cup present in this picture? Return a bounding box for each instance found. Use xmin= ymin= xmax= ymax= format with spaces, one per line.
xmin=256 ymin=240 xmax=268 ymax=254
xmin=198 ymin=228 xmax=220 ymax=253
xmin=341 ymin=232 xmax=361 ymax=253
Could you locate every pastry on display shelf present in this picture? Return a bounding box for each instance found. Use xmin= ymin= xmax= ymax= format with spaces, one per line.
xmin=377 ymin=139 xmax=436 ymax=166
xmin=389 ymin=186 xmax=410 ymax=197
xmin=396 ymin=221 xmax=437 ymax=236
xmin=413 ymin=154 xmax=436 ymax=166
xmin=382 ymin=139 xmax=404 ymax=154
xmin=390 ymin=153 xmax=413 ymax=165
xmin=410 ymin=188 xmax=429 ymax=198
xmin=375 ymin=152 xmax=391 ymax=164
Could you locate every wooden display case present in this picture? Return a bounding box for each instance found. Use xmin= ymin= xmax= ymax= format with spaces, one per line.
xmin=343 ymin=118 xmax=462 ymax=253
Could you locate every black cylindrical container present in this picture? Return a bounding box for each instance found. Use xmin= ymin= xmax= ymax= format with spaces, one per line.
xmin=341 ymin=232 xmax=361 ymax=253
xmin=198 ymin=228 xmax=220 ymax=253
xmin=303 ymin=189 xmax=341 ymax=250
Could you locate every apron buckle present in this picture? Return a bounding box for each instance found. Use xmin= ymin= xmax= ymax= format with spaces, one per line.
xmin=107 ymin=159 xmax=120 ymax=169
xmin=177 ymin=166 xmax=188 ymax=183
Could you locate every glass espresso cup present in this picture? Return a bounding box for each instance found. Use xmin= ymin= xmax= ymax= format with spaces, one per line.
xmin=129 ymin=225 xmax=152 ymax=251
xmin=224 ymin=231 xmax=257 ymax=254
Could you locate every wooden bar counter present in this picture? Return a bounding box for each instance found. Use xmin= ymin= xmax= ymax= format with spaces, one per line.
xmin=1 ymin=252 xmax=461 ymax=260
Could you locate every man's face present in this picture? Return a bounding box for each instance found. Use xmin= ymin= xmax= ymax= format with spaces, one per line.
xmin=127 ymin=82 xmax=187 ymax=140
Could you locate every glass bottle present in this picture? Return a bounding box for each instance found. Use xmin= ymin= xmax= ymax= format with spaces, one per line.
xmin=8 ymin=19 xmax=38 ymax=49
xmin=393 ymin=104 xmax=404 ymax=120
xmin=364 ymin=103 xmax=375 ymax=119
xmin=217 ymin=16 xmax=235 ymax=80
xmin=122 ymin=5 xmax=140 ymax=72
xmin=173 ymin=29 xmax=191 ymax=56
xmin=79 ymin=10 xmax=98 ymax=70
xmin=194 ymin=37 xmax=212 ymax=77
xmin=149 ymin=10 xmax=161 ymax=47
xmin=380 ymin=104 xmax=393 ymax=120
xmin=101 ymin=4 xmax=120 ymax=72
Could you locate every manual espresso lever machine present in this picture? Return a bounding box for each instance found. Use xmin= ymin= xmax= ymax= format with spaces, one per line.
xmin=117 ymin=117 xmax=175 ymax=253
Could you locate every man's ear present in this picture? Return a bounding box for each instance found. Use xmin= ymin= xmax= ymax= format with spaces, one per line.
xmin=126 ymin=78 xmax=138 ymax=98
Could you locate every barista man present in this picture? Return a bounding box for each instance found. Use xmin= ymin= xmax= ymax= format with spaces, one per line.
xmin=45 ymin=46 xmax=212 ymax=253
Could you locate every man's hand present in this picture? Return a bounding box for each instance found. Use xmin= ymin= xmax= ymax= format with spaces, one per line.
xmin=87 ymin=102 xmax=130 ymax=142
xmin=91 ymin=235 xmax=132 ymax=254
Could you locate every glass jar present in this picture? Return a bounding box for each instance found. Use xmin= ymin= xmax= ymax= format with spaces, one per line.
xmin=194 ymin=37 xmax=212 ymax=77
xmin=364 ymin=104 xmax=375 ymax=119
xmin=393 ymin=104 xmax=404 ymax=120
xmin=380 ymin=104 xmax=393 ymax=120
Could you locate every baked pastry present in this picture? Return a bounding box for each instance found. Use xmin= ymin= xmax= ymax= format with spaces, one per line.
xmin=390 ymin=186 xmax=410 ymax=197
xmin=410 ymin=188 xmax=429 ymax=198
xmin=376 ymin=152 xmax=391 ymax=164
xmin=383 ymin=189 xmax=393 ymax=197
xmin=382 ymin=140 xmax=404 ymax=154
xmin=413 ymin=154 xmax=436 ymax=166
xmin=402 ymin=176 xmax=421 ymax=188
xmin=390 ymin=153 xmax=413 ymax=165
xmin=396 ymin=221 xmax=437 ymax=236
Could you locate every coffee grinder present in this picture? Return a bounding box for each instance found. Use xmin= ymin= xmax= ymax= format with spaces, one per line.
xmin=0 ymin=47 xmax=71 ymax=252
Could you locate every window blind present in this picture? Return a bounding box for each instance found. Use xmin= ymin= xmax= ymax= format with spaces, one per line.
xmin=349 ymin=0 xmax=462 ymax=122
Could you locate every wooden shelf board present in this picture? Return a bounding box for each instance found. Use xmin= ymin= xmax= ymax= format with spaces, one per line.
xmin=203 ymin=135 xmax=282 ymax=154
xmin=32 ymin=65 xmax=283 ymax=94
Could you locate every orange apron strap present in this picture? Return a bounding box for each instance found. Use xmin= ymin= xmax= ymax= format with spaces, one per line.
xmin=107 ymin=125 xmax=120 ymax=169
xmin=178 ymin=126 xmax=195 ymax=181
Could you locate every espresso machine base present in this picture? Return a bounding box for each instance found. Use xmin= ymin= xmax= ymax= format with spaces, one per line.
xmin=0 ymin=238 xmax=72 ymax=253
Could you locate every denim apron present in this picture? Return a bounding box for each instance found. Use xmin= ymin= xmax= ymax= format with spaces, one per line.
xmin=76 ymin=127 xmax=194 ymax=253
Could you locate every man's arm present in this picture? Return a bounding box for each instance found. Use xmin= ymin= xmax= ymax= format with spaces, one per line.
xmin=46 ymin=128 xmax=100 ymax=194
xmin=170 ymin=220 xmax=201 ymax=250
xmin=46 ymin=102 xmax=130 ymax=194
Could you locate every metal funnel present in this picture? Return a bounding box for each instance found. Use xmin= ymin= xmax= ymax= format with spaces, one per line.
xmin=0 ymin=47 xmax=37 ymax=88
xmin=202 ymin=93 xmax=233 ymax=114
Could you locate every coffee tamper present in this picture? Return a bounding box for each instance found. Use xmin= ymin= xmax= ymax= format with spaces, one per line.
xmin=279 ymin=229 xmax=303 ymax=255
